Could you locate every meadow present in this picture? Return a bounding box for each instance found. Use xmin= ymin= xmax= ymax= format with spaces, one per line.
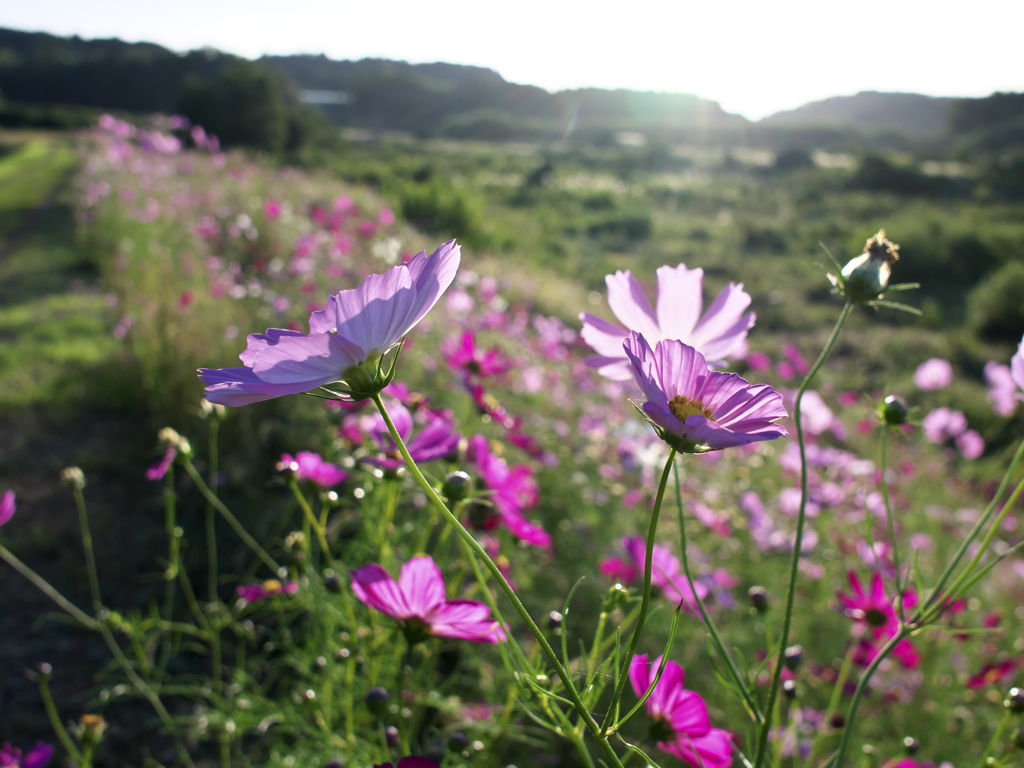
xmin=0 ymin=116 xmax=1022 ymax=768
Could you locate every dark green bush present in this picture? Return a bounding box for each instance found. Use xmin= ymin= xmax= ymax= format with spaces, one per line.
xmin=967 ymin=260 xmax=1024 ymax=341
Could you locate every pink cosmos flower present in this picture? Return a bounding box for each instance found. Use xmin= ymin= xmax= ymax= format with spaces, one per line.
xmin=199 ymin=241 xmax=460 ymax=406
xmin=913 ymin=358 xmax=953 ymax=391
xmin=629 ymin=655 xmax=733 ymax=768
xmin=837 ymin=570 xmax=919 ymax=668
xmin=281 ymin=451 xmax=348 ymax=487
xmin=599 ymin=536 xmax=707 ymax=610
xmin=351 ymin=555 xmax=504 ymax=643
xmin=966 ymin=659 xmax=1017 ymax=689
xmin=984 ymin=361 xmax=1020 ymax=417
xmin=0 ymin=490 xmax=14 ymax=527
xmin=623 ymin=332 xmax=788 ymax=451
xmin=922 ymin=407 xmax=968 ymax=444
xmin=580 ymin=264 xmax=755 ymax=381
xmin=0 ymin=742 xmax=54 ymax=768
xmin=365 ymin=401 xmax=460 ymax=470
xmin=443 ymin=331 xmax=509 ymax=379
xmin=467 ymin=435 xmax=550 ymax=547
xmin=956 ymin=430 xmax=985 ymax=460
xmin=264 ymin=200 xmax=282 ymax=219
xmin=146 ymin=447 xmax=177 ymax=480
xmin=746 ymin=351 xmax=771 ymax=371
xmin=236 ymin=579 xmax=299 ymax=603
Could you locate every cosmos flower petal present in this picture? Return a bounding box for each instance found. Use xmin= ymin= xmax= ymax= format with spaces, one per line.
xmin=248 ymin=332 xmax=361 ymax=385
xmin=198 ymin=367 xmax=324 ymax=406
xmin=579 ymin=312 xmax=631 ymax=358
xmin=429 ymin=599 xmax=505 ymax=642
xmin=656 ymin=264 xmax=705 ymax=340
xmin=0 ymin=490 xmax=14 ymax=527
xmin=628 ymin=653 xmax=651 ymax=700
xmin=689 ymin=282 xmax=753 ymax=350
xmin=22 ymin=742 xmax=56 ymax=768
xmin=1012 ymin=336 xmax=1024 ymax=393
xmin=351 ymin=564 xmax=412 ymax=618
xmin=238 ymin=328 xmax=310 ymax=367
xmin=662 ymin=728 xmax=734 ymax=768
xmin=399 ymin=556 xmax=447 ymax=615
xmin=606 ymin=270 xmax=661 ymax=340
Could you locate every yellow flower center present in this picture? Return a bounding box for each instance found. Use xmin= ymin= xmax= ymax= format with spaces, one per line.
xmin=669 ymin=395 xmax=714 ymax=422
xmin=262 ymin=579 xmax=283 ymax=593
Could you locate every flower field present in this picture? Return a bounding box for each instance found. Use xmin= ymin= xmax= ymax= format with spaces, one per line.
xmin=0 ymin=116 xmax=1023 ymax=768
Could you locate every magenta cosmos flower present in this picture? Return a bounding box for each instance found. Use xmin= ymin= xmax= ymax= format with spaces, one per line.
xmin=443 ymin=330 xmax=509 ymax=379
xmin=600 ymin=536 xmax=707 ymax=611
xmin=280 ymin=451 xmax=348 ymax=487
xmin=199 ymin=240 xmax=460 ymax=405
xmin=365 ymin=400 xmax=460 ymax=470
xmin=624 ymin=332 xmax=787 ymax=452
xmin=351 ymin=555 xmax=504 ymax=643
xmin=0 ymin=742 xmax=54 ymax=768
xmin=0 ymin=490 xmax=14 ymax=527
xmin=580 ymin=264 xmax=754 ymax=381
xmin=629 ymin=655 xmax=733 ymax=768
xmin=837 ymin=570 xmax=919 ymax=668
xmin=467 ymin=435 xmax=550 ymax=547
xmin=236 ymin=579 xmax=299 ymax=603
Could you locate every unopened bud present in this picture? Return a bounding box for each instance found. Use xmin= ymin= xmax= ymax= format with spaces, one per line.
xmin=366 ymin=687 xmax=390 ymax=717
xmin=324 ymin=760 xmax=344 ymax=768
xmin=324 ymin=573 xmax=342 ymax=593
xmin=748 ymin=586 xmax=769 ymax=613
xmin=442 ymin=471 xmax=472 ymax=503
xmin=276 ymin=458 xmax=299 ymax=477
xmin=284 ymin=531 xmax=306 ymax=554
xmin=157 ymin=427 xmax=191 ymax=455
xmin=830 ymin=712 xmax=845 ymax=729
xmin=199 ymin=399 xmax=227 ymax=419
xmin=838 ymin=230 xmax=900 ymax=303
xmin=878 ymin=395 xmax=908 ymax=427
xmin=604 ymin=582 xmax=632 ymax=611
xmin=312 ymin=656 xmax=328 ymax=673
xmin=783 ymin=645 xmax=803 ymax=670
xmin=37 ymin=662 xmax=52 ymax=679
xmin=60 ymin=467 xmax=86 ymax=490
xmin=385 ymin=725 xmax=400 ymax=748
xmin=903 ymin=736 xmax=920 ymax=755
xmin=78 ymin=714 xmax=106 ymax=746
xmin=548 ymin=610 xmax=564 ymax=631
xmin=1006 ymin=687 xmax=1024 ymax=713
xmin=782 ymin=679 xmax=797 ymax=700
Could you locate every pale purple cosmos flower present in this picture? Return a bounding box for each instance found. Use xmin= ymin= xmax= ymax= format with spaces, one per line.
xmin=1013 ymin=335 xmax=1024 ymax=392
xmin=236 ymin=579 xmax=299 ymax=603
xmin=0 ymin=742 xmax=54 ymax=768
xmin=623 ymin=332 xmax=788 ymax=451
xmin=913 ymin=358 xmax=953 ymax=391
xmin=0 ymin=490 xmax=14 ymax=527
xmin=146 ymin=447 xmax=177 ymax=481
xmin=956 ymin=430 xmax=985 ymax=460
xmin=199 ymin=240 xmax=460 ymax=405
xmin=922 ymin=407 xmax=967 ymax=444
xmin=351 ymin=555 xmax=504 ymax=643
xmin=580 ymin=264 xmax=755 ymax=381
xmin=984 ymin=361 xmax=1019 ymax=417
xmin=281 ymin=451 xmax=348 ymax=488
xmin=467 ymin=435 xmax=550 ymax=547
xmin=629 ymin=654 xmax=733 ymax=768
xmin=366 ymin=401 xmax=460 ymax=470
xmin=599 ymin=536 xmax=707 ymax=610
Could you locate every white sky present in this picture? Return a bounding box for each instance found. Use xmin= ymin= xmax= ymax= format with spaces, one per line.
xmin=3 ymin=0 xmax=1022 ymax=120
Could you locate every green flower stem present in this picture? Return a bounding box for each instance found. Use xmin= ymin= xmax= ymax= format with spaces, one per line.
xmin=601 ymin=449 xmax=676 ymax=735
xmin=979 ymin=709 xmax=1013 ymax=768
xmin=916 ymin=438 xmax=1024 ymax=620
xmin=879 ymin=429 xmax=905 ymax=616
xmin=754 ymin=299 xmax=853 ymax=768
xmin=832 ymin=628 xmax=906 ymax=768
xmin=0 ymin=544 xmax=98 ymax=628
xmin=920 ymin=473 xmax=1024 ymax=626
xmin=70 ymin=486 xmax=197 ymax=768
xmin=205 ymin=419 xmax=226 ymax=756
xmin=161 ymin=466 xmax=179 ymax=636
xmin=673 ymin=459 xmax=763 ymax=723
xmin=38 ymin=673 xmax=82 ymax=764
xmin=182 ymin=457 xmax=280 ymax=574
xmin=370 ymin=393 xmax=625 ymax=768
xmin=290 ymin=479 xmax=336 ymax=569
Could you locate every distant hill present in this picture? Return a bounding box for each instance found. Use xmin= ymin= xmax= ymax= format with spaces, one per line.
xmin=761 ymin=91 xmax=955 ymax=138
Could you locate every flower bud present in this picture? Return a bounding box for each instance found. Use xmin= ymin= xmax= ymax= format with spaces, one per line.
xmin=324 ymin=760 xmax=344 ymax=768
xmin=312 ymin=656 xmax=328 ymax=673
xmin=385 ymin=725 xmax=400 ymax=748
xmin=442 ymin=471 xmax=472 ymax=503
xmin=324 ymin=573 xmax=342 ymax=593
xmin=604 ymin=582 xmax=632 ymax=611
xmin=1006 ymin=687 xmax=1024 ymax=713
xmin=37 ymin=662 xmax=52 ymax=680
xmin=448 ymin=732 xmax=469 ymax=752
xmin=77 ymin=714 xmax=106 ymax=747
xmin=366 ymin=687 xmax=390 ymax=717
xmin=838 ymin=230 xmax=900 ymax=304
xmin=284 ymin=531 xmax=306 ymax=561
xmin=903 ymin=736 xmax=920 ymax=755
xmin=830 ymin=712 xmax=845 ymax=729
xmin=276 ymin=458 xmax=299 ymax=478
xmin=877 ymin=395 xmax=908 ymax=427
xmin=782 ymin=679 xmax=797 ymax=699
xmin=548 ymin=610 xmax=564 ymax=631
xmin=61 ymin=467 xmax=86 ymax=490
xmin=157 ymin=427 xmax=191 ymax=456
xmin=783 ymin=645 xmax=803 ymax=670
xmin=748 ymin=586 xmax=769 ymax=613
